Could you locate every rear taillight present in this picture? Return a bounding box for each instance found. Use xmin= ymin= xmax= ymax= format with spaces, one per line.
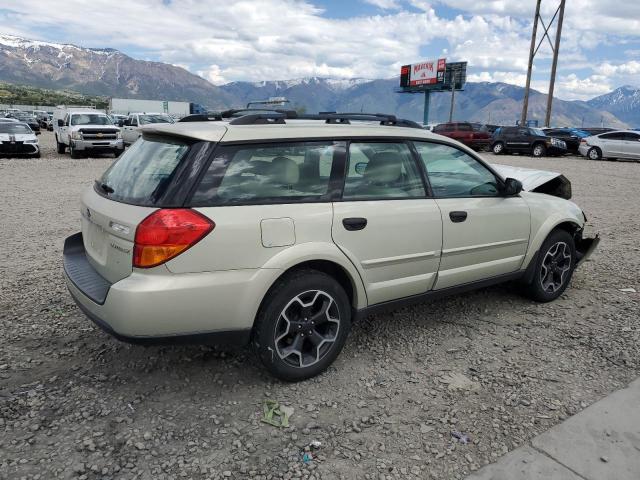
xmin=133 ymin=209 xmax=214 ymax=268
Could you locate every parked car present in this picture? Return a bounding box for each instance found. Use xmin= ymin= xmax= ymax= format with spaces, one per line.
xmin=581 ymin=127 xmax=614 ymax=136
xmin=0 ymin=122 xmax=40 ymax=157
xmin=45 ymin=114 xmax=54 ymax=131
xmin=63 ymin=111 xmax=598 ymax=381
xmin=491 ymin=126 xmax=567 ymax=157
xmin=109 ymin=113 xmax=127 ymax=125
xmin=120 ymin=113 xmax=174 ymax=144
xmin=543 ymin=128 xmax=591 ymax=154
xmin=578 ymin=130 xmax=640 ymax=161
xmin=53 ymin=108 xmax=124 ymax=158
xmin=433 ymin=122 xmax=491 ymax=150
xmin=0 ymin=117 xmax=20 ymax=123
xmin=7 ymin=112 xmax=40 ymax=134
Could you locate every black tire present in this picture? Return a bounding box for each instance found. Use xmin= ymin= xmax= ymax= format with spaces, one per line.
xmin=69 ymin=143 xmax=81 ymax=159
xmin=56 ymin=137 xmax=65 ymax=154
xmin=587 ymin=147 xmax=601 ymax=161
xmin=33 ymin=152 xmax=41 ymax=158
xmin=523 ymin=229 xmax=576 ymax=303
xmin=114 ymin=148 xmax=125 ymax=158
xmin=492 ymin=142 xmax=505 ymax=155
xmin=252 ymin=269 xmax=351 ymax=381
xmin=532 ymin=142 xmax=546 ymax=157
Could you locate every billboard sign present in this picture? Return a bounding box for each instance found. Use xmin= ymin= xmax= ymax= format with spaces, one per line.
xmin=400 ymin=58 xmax=446 ymax=88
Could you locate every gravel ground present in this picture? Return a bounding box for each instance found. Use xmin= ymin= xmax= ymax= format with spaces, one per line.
xmin=1 ymin=132 xmax=639 ymax=480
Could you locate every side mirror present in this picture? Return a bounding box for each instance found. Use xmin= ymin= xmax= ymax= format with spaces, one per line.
xmin=57 ymin=119 xmax=64 ymax=127
xmin=118 ymin=119 xmax=125 ymax=127
xmin=502 ymin=177 xmax=523 ymax=196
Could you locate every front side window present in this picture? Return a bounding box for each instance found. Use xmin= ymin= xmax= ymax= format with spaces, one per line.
xmin=342 ymin=142 xmax=425 ymax=199
xmin=414 ymin=142 xmax=500 ymax=197
xmin=191 ymin=142 xmax=342 ymax=205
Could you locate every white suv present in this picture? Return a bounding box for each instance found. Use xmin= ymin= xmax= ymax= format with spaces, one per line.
xmin=63 ymin=112 xmax=598 ymax=381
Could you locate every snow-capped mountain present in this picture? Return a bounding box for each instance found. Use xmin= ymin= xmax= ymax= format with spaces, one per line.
xmin=587 ymin=85 xmax=640 ymax=126
xmin=0 ymin=34 xmax=233 ymax=108
xmin=0 ymin=33 xmax=631 ymax=127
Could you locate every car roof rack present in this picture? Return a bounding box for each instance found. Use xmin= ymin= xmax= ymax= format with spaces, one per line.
xmin=180 ymin=110 xmax=422 ymax=129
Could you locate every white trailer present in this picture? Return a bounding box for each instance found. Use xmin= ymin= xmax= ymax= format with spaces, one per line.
xmin=109 ymin=98 xmax=191 ymax=117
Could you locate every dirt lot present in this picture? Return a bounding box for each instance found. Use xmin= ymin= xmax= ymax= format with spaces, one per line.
xmin=1 ymin=132 xmax=639 ymax=480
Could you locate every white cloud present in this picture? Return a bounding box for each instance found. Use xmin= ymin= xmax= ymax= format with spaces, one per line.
xmin=362 ymin=0 xmax=401 ymax=9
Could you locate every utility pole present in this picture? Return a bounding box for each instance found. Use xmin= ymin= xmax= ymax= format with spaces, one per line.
xmin=545 ymin=0 xmax=565 ymax=127
xmin=423 ymin=91 xmax=431 ymax=125
xmin=521 ymin=0 xmax=541 ymax=126
xmin=448 ymin=71 xmax=456 ymax=122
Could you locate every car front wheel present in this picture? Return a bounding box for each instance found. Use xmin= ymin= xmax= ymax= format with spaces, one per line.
xmin=253 ymin=269 xmax=351 ymax=381
xmin=587 ymin=147 xmax=602 ymax=160
xmin=56 ymin=137 xmax=66 ymax=154
xmin=532 ymin=143 xmax=546 ymax=157
xmin=523 ymin=229 xmax=576 ymax=302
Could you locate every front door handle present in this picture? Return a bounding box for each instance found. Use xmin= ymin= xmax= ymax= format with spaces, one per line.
xmin=342 ymin=217 xmax=367 ymax=231
xmin=449 ymin=211 xmax=468 ymax=223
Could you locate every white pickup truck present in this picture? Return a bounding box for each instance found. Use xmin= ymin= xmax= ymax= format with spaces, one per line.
xmin=53 ymin=108 xmax=124 ymax=158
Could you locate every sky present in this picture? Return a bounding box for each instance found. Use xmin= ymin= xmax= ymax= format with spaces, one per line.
xmin=1 ymin=0 xmax=639 ymax=100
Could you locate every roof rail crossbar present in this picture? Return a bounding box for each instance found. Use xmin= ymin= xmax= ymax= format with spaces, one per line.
xmin=228 ymin=113 xmax=286 ymax=125
xmin=178 ymin=113 xmax=223 ymax=122
xmin=221 ymin=108 xmax=298 ymax=119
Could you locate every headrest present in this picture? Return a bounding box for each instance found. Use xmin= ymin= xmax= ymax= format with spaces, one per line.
xmin=363 ymin=152 xmax=403 ymax=184
xmin=271 ymin=156 xmax=299 ymax=184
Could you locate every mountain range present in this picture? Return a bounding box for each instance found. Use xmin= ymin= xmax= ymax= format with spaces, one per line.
xmin=0 ymin=34 xmax=637 ymax=127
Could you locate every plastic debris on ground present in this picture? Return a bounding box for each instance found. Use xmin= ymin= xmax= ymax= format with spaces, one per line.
xmin=261 ymin=400 xmax=292 ymax=428
xmin=300 ymin=440 xmax=322 ymax=463
xmin=451 ymin=430 xmax=471 ymax=444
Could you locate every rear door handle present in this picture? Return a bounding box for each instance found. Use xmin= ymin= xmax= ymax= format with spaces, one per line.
xmin=449 ymin=211 xmax=467 ymax=223
xmin=342 ymin=217 xmax=367 ymax=231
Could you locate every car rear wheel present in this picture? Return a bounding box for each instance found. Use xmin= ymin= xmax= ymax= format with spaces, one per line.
xmin=523 ymin=229 xmax=576 ymax=303
xmin=532 ymin=143 xmax=546 ymax=157
xmin=492 ymin=142 xmax=505 ymax=154
xmin=587 ymin=147 xmax=601 ymax=160
xmin=253 ymin=269 xmax=351 ymax=381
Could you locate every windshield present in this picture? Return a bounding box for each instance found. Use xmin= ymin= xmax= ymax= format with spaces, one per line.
xmin=531 ymin=128 xmax=547 ymax=137
xmin=0 ymin=123 xmax=32 ymax=134
xmin=70 ymin=114 xmax=113 ymax=126
xmin=98 ymin=137 xmax=190 ymax=205
xmin=138 ymin=114 xmax=173 ymax=125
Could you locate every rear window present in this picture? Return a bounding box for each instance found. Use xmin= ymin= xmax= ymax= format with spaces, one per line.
xmin=191 ymin=141 xmax=342 ymax=206
xmin=97 ymin=137 xmax=190 ymax=205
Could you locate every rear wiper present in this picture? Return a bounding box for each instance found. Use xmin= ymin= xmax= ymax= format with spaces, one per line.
xmin=100 ymin=182 xmax=114 ymax=194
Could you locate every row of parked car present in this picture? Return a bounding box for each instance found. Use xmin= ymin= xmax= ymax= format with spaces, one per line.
xmin=428 ymin=121 xmax=640 ymax=161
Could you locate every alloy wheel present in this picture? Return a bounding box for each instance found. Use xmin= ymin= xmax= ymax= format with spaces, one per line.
xmin=533 ymin=145 xmax=544 ymax=156
xmin=274 ymin=290 xmax=340 ymax=368
xmin=589 ymin=148 xmax=599 ymax=160
xmin=540 ymin=241 xmax=572 ymax=293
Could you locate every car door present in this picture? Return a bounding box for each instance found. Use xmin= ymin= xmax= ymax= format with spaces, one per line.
xmin=413 ymin=141 xmax=530 ymax=290
xmin=122 ymin=116 xmax=138 ymax=144
xmin=623 ymin=132 xmax=640 ymax=159
xmin=598 ymin=132 xmax=625 ymax=157
xmin=331 ymin=141 xmax=443 ymax=305
xmin=502 ymin=128 xmax=520 ymax=150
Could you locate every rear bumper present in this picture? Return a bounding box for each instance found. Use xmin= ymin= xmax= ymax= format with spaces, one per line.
xmin=71 ymin=139 xmax=124 ymax=151
xmin=63 ymin=232 xmax=257 ymax=346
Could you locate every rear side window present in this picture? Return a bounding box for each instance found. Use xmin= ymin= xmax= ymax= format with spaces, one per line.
xmin=191 ymin=142 xmax=342 ymax=205
xmin=599 ymin=132 xmax=625 ymax=140
xmin=98 ymin=137 xmax=190 ymax=205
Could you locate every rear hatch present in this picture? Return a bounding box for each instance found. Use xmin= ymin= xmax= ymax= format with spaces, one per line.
xmin=81 ymin=135 xmax=202 ymax=283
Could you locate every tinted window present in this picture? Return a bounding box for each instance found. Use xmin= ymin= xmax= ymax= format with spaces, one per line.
xmin=502 ymin=127 xmax=517 ymax=135
xmin=414 ymin=142 xmax=500 ymax=197
xmin=192 ymin=142 xmax=341 ymax=205
xmin=457 ymin=124 xmax=473 ymax=131
xmin=624 ymin=132 xmax=640 ymax=141
xmin=599 ymin=132 xmax=625 ymax=140
xmin=99 ymin=137 xmax=190 ymax=205
xmin=342 ymin=142 xmax=425 ymax=199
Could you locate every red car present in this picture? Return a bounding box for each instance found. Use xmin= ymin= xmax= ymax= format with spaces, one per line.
xmin=432 ymin=122 xmax=491 ymax=151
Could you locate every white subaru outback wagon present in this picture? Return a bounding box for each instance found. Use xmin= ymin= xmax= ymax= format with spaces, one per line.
xmin=63 ymin=111 xmax=599 ymax=381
